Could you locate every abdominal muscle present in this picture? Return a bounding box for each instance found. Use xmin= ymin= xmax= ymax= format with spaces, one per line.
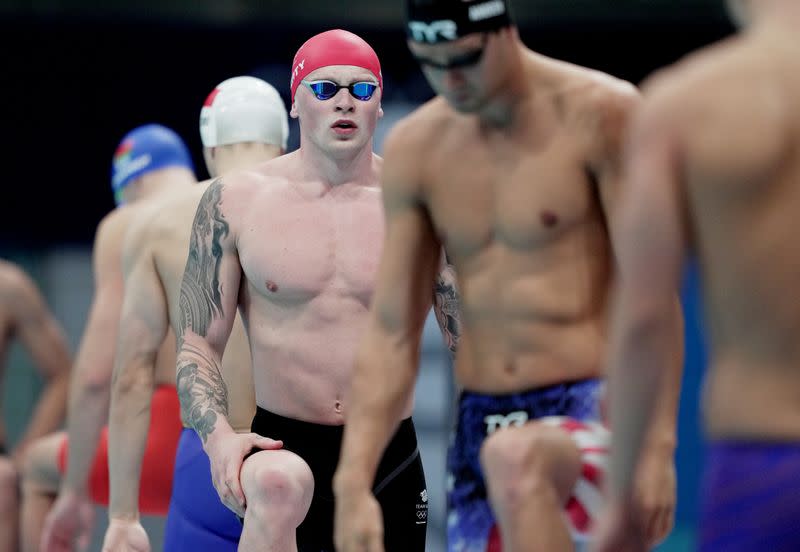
xmin=452 ymin=246 xmax=610 ymax=394
xmin=456 ymin=314 xmax=606 ymax=394
xmin=248 ymin=293 xmax=414 ymax=426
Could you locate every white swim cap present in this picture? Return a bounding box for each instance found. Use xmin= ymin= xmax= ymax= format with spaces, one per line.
xmin=199 ymin=76 xmax=289 ymax=150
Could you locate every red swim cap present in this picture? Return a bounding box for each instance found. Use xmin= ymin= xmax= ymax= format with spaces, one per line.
xmin=290 ymin=29 xmax=383 ymax=103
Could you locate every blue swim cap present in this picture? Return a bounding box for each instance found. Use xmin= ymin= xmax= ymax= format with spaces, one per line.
xmin=110 ymin=124 xmax=194 ymax=205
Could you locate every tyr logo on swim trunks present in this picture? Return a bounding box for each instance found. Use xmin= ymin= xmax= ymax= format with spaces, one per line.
xmin=484 ymin=411 xmax=529 ymax=434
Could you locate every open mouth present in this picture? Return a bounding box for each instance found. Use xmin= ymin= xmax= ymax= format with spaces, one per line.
xmin=332 ymin=120 xmax=358 ymax=130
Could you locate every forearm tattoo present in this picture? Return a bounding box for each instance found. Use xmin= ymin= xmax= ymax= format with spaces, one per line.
xmin=179 ymin=180 xmax=229 ymax=339
xmin=177 ymin=340 xmax=230 ymax=443
xmin=176 ymin=179 xmax=231 ymax=441
xmin=176 ymin=359 xmax=229 ymax=444
xmin=434 ymin=258 xmax=461 ymax=357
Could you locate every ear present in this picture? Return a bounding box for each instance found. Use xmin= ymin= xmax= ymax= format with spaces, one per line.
xmin=202 ymin=147 xmax=216 ymax=178
xmin=377 ymin=104 xmax=385 ymax=119
xmin=290 ymin=101 xmax=299 ymax=119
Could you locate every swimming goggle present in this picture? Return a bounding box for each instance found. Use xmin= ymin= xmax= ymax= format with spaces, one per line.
xmin=301 ymin=80 xmax=379 ymax=101
xmin=412 ymin=34 xmax=488 ymax=71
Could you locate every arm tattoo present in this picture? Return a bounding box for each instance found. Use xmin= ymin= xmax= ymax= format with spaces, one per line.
xmin=176 ymin=342 xmax=229 ymax=443
xmin=434 ymin=257 xmax=461 ymax=357
xmin=176 ymin=179 xmax=232 ymax=441
xmin=179 ymin=180 xmax=230 ymax=339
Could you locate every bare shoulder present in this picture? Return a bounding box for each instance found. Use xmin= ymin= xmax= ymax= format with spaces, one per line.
xmin=559 ymin=63 xmax=640 ymax=154
xmin=637 ymin=37 xmax=788 ymax=171
xmin=574 ymin=67 xmax=639 ymax=115
xmin=148 ymin=183 xmax=207 ymax=233
xmin=638 ymin=39 xmax=741 ymax=121
xmin=0 ymin=261 xmax=38 ymax=307
xmin=0 ymin=260 xmax=30 ymax=289
xmin=387 ymin=97 xmax=454 ymax=154
xmin=382 ymin=98 xmax=453 ymax=197
xmin=212 ymin=159 xmax=287 ymax=209
xmin=93 ymin=205 xmax=141 ymax=255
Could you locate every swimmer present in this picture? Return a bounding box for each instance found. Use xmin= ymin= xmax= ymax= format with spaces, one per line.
xmin=0 ymin=260 xmax=70 ymax=552
xmin=100 ymin=75 xmax=289 ymax=552
xmin=176 ymin=30 xmax=439 ymax=552
xmin=334 ymin=1 xmax=684 ymax=551
xmin=24 ymin=124 xmax=196 ymax=552
xmin=596 ymin=1 xmax=800 ymax=550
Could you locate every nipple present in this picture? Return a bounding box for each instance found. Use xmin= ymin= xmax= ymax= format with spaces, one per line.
xmin=540 ymin=210 xmax=559 ymax=228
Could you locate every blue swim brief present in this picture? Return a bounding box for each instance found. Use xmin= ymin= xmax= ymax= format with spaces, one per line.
xmin=698 ymin=442 xmax=800 ymax=552
xmin=164 ymin=428 xmax=242 ymax=551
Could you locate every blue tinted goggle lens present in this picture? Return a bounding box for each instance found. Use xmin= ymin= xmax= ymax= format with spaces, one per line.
xmin=306 ymin=81 xmax=378 ymax=101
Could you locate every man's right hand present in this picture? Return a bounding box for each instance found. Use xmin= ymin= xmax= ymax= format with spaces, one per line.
xmin=101 ymin=518 xmax=150 ymax=552
xmin=204 ymin=429 xmax=283 ymax=517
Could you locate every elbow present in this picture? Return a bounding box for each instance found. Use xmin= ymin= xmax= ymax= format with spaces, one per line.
xmin=616 ymin=293 xmax=676 ymax=337
xmin=623 ymin=312 xmax=669 ymax=344
xmin=112 ymin=351 xmax=157 ymax=395
xmin=352 ymin=331 xmax=419 ymax=404
xmin=109 ymin=369 xmax=153 ymax=426
xmin=45 ymin=370 xmax=70 ymax=389
xmin=356 ymin=327 xmax=417 ymax=374
xmin=111 ymin=367 xmax=153 ymax=399
xmin=79 ymin=368 xmax=113 ymax=397
xmin=609 ymin=300 xmax=675 ymax=363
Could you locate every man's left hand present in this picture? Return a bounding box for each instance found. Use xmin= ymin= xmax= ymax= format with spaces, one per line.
xmin=334 ymin=484 xmax=385 ymax=552
xmin=593 ymin=497 xmax=649 ymax=552
xmin=632 ymin=445 xmax=676 ymax=546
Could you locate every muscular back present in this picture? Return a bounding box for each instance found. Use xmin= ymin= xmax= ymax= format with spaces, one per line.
xmin=653 ymin=30 xmax=800 ymax=438
xmin=397 ymin=54 xmax=636 ymax=393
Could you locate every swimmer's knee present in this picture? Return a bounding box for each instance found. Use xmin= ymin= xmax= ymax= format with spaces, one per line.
xmin=242 ymin=450 xmax=313 ymax=521
xmin=20 ymin=433 xmax=64 ymax=494
xmin=480 ymin=423 xmax=580 ymax=506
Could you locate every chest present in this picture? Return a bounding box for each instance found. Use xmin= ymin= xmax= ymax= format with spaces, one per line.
xmin=426 ymin=134 xmax=598 ymax=256
xmin=238 ymin=194 xmax=385 ymax=303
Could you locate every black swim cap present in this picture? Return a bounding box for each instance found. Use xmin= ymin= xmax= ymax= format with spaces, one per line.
xmin=406 ymin=0 xmax=513 ymax=44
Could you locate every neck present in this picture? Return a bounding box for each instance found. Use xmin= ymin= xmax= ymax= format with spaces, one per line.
xmin=297 ymin=138 xmax=377 ymax=188
xmin=215 ymin=144 xmax=282 ymax=175
xmin=477 ymin=40 xmax=529 ymax=129
xmin=139 ymin=167 xmax=196 ymax=199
